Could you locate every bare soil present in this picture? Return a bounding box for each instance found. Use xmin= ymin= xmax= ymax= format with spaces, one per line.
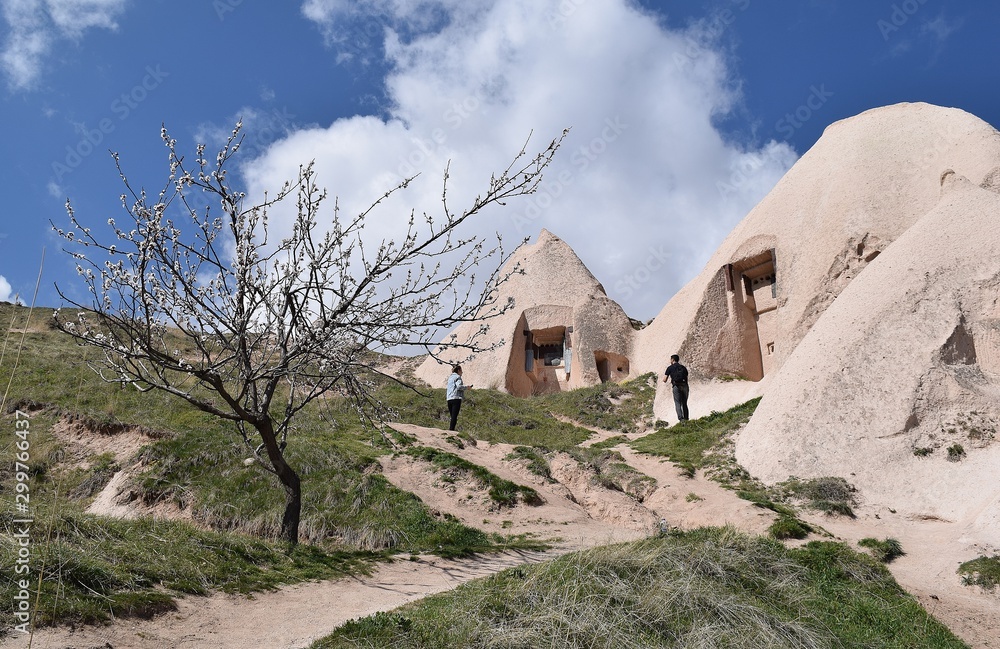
xmin=5 ymin=419 xmax=998 ymax=649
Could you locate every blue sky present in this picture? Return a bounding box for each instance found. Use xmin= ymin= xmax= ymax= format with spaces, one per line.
xmin=1 ymin=0 xmax=997 ymax=321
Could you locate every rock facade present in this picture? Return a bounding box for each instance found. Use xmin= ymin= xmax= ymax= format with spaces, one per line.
xmin=418 ymin=101 xmax=1000 ymax=565
xmin=631 ymin=102 xmax=1000 ymax=419
xmin=415 ymin=229 xmax=636 ymax=396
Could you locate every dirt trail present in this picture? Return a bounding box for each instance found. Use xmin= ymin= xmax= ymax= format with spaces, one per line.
xmin=390 ymin=420 xmax=1000 ymax=649
xmin=8 ymin=420 xmax=998 ymax=648
xmin=0 ymin=550 xmax=553 ymax=649
xmin=614 ymin=446 xmax=773 ymax=534
xmin=799 ymin=506 xmax=1000 ymax=649
xmin=383 ymin=422 xmax=656 ymax=547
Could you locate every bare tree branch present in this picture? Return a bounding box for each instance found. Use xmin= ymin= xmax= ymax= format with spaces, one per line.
xmin=51 ymin=122 xmax=567 ymax=544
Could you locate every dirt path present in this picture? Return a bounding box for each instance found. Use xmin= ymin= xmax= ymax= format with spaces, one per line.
xmin=8 ymin=420 xmax=998 ymax=648
xmin=798 ymin=505 xmax=1000 ymax=649
xmin=383 ymin=422 xmax=656 ymax=547
xmin=1 ymin=550 xmax=555 ymax=649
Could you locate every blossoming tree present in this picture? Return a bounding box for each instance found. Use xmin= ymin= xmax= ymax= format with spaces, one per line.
xmin=52 ymin=124 xmax=564 ymax=545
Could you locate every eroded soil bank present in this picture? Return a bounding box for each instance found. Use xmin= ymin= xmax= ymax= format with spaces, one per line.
xmin=5 ymin=420 xmax=998 ymax=649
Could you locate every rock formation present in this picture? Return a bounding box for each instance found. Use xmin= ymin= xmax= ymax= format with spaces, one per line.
xmin=420 ymin=105 xmax=1000 ymax=533
xmin=630 ymin=101 xmax=1000 ymax=548
xmin=736 ymin=169 xmax=1000 ymax=542
xmin=412 ymin=101 xmax=1000 ymax=635
xmin=415 ymin=229 xmax=636 ymax=395
xmin=631 ymin=102 xmax=1000 ymax=421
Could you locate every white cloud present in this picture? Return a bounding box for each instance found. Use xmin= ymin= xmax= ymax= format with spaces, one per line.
xmin=302 ymin=0 xmax=452 ymax=39
xmin=245 ymin=0 xmax=797 ymax=320
xmin=886 ymin=10 xmax=962 ymax=64
xmin=0 ymin=274 xmax=14 ymax=302
xmin=918 ymin=13 xmax=962 ymax=65
xmin=920 ymin=13 xmax=962 ymax=45
xmin=45 ymin=0 xmax=123 ymax=35
xmin=1 ymin=0 xmax=127 ymax=90
xmin=47 ymin=179 xmax=65 ymax=198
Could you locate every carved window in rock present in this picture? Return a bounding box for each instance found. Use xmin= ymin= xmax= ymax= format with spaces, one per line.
xmin=594 ymin=350 xmax=630 ymax=383
xmin=722 ymin=248 xmax=778 ymax=381
xmin=524 ymin=326 xmax=570 ymax=372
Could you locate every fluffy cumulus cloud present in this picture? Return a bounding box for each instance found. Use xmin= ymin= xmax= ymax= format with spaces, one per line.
xmin=1 ymin=0 xmax=127 ymax=89
xmin=301 ymin=0 xmax=451 ymax=52
xmin=0 ymin=274 xmax=13 ymax=302
xmin=246 ymin=0 xmax=797 ymax=320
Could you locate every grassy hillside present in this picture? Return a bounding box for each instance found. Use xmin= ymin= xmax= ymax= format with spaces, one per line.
xmin=0 ymin=303 xmax=971 ymax=645
xmin=629 ymin=397 xmax=761 ymax=476
xmin=0 ymin=304 xmax=548 ymax=628
xmin=313 ymin=526 xmax=966 ymax=648
xmin=1 ymin=504 xmax=379 ymax=627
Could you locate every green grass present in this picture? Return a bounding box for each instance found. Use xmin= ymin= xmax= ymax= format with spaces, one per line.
xmin=443 ymin=431 xmax=475 ymax=449
xmin=629 ymin=397 xmax=761 ymax=469
xmin=769 ymin=516 xmax=813 ymax=540
xmin=958 ymin=555 xmax=1000 ymax=590
xmin=565 ymin=447 xmax=657 ymax=502
xmin=68 ymin=452 xmax=119 ymax=499
xmin=588 ymin=434 xmax=630 ymax=449
xmin=401 ymin=446 xmax=543 ymax=508
xmin=947 ymin=444 xmax=966 ymax=462
xmin=736 ymin=488 xmax=796 ymax=517
xmin=0 ymin=304 xmax=549 ymax=632
xmin=0 ymin=399 xmax=484 ymax=629
xmin=129 ymin=419 xmax=540 ymax=556
xmin=779 ymin=476 xmax=858 ymax=518
xmin=0 ymin=504 xmax=379 ymax=629
xmin=539 ymin=372 xmax=658 ymax=434
xmin=859 ymin=537 xmax=905 ymax=563
xmin=627 ymin=398 xmax=833 ymax=526
xmin=373 ymin=380 xmax=592 ymax=450
xmin=311 ymin=526 xmax=967 ymax=648
xmin=0 ymin=304 xmax=970 ymax=644
xmin=504 ymin=445 xmax=552 ymax=481
xmin=0 ymin=303 xmax=547 ymax=557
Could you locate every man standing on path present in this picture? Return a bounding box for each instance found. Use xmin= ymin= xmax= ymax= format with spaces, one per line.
xmin=662 ymin=354 xmax=689 ymax=422
xmin=446 ymin=364 xmax=472 ymax=431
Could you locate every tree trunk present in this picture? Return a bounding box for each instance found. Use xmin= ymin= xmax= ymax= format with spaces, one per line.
xmin=255 ymin=419 xmax=302 ymax=545
xmin=276 ymin=458 xmax=302 ymax=546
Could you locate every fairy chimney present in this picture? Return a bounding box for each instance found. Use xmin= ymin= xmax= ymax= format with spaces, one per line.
xmin=415 ymin=229 xmax=635 ymax=395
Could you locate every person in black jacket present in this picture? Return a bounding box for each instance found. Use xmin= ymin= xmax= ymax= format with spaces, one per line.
xmin=662 ymin=354 xmax=689 ymax=422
